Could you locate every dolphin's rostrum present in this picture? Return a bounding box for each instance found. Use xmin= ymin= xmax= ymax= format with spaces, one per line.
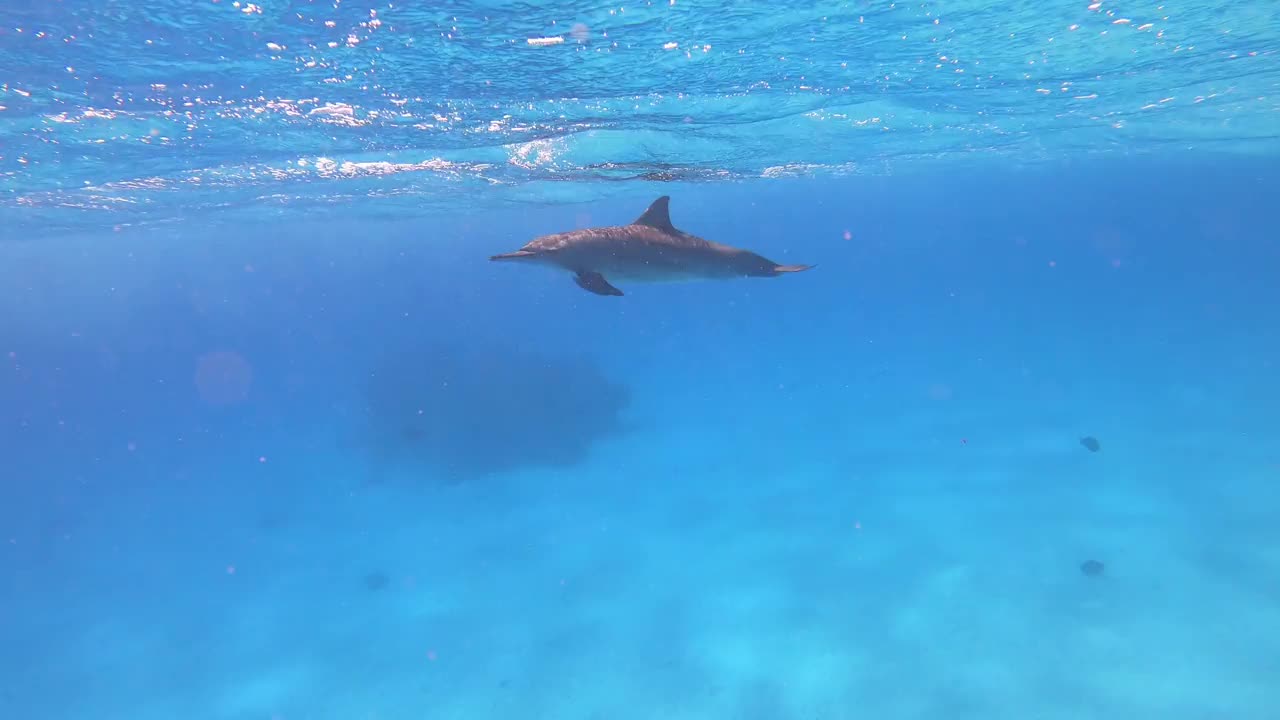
xmin=489 ymin=196 xmax=814 ymax=296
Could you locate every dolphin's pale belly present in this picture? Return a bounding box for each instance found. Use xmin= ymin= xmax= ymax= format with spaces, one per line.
xmin=603 ymin=262 xmax=720 ymax=283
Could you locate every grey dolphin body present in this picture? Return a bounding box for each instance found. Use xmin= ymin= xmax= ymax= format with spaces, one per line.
xmin=489 ymin=196 xmax=814 ymax=296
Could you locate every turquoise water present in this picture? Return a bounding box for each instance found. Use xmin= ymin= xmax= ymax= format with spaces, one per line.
xmin=2 ymin=2 xmax=1279 ymax=719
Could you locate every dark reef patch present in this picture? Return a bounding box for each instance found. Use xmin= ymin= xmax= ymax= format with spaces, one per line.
xmin=361 ymin=340 xmax=630 ymax=482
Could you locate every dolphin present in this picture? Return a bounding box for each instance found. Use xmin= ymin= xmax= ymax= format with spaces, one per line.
xmin=489 ymin=195 xmax=814 ymax=296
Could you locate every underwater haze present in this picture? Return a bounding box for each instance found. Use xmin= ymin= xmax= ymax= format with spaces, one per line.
xmin=2 ymin=1 xmax=1279 ymax=719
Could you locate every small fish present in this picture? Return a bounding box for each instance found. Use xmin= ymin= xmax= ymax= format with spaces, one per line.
xmin=1079 ymin=436 xmax=1101 ymax=452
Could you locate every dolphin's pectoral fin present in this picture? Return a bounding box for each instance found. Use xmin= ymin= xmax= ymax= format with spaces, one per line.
xmin=632 ymin=196 xmax=678 ymax=234
xmin=573 ymin=271 xmax=624 ymax=297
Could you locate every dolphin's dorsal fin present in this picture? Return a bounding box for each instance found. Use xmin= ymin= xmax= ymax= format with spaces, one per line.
xmin=632 ymin=196 xmax=677 ymax=234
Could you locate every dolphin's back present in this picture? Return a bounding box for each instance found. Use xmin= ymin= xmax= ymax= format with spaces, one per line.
xmin=555 ymin=225 xmax=747 ymax=282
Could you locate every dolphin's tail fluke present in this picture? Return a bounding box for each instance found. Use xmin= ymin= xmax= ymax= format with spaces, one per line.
xmin=773 ymin=264 xmax=815 ymax=274
xmin=490 ymin=250 xmax=537 ymax=261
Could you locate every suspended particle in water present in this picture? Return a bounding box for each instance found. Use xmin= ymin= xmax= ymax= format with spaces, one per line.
xmin=194 ymin=350 xmax=253 ymax=406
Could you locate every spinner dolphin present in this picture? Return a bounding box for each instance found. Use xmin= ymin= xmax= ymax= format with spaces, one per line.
xmin=490 ymin=196 xmax=814 ymax=296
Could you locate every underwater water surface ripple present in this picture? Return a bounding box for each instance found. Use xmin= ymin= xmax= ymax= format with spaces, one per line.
xmin=1 ymin=0 xmax=1277 ymax=232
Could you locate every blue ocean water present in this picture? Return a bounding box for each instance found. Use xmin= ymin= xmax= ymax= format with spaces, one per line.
xmin=2 ymin=1 xmax=1279 ymax=719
